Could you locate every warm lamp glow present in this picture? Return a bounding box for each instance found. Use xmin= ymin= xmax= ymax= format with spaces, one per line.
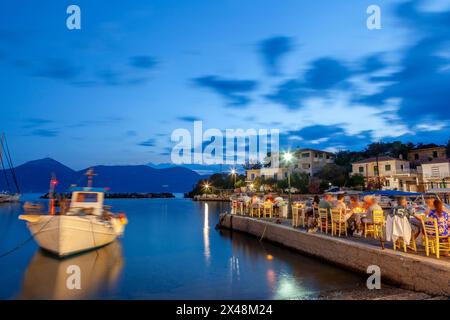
xmin=284 ymin=152 xmax=293 ymax=162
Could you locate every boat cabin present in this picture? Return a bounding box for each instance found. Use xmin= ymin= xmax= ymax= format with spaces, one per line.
xmin=69 ymin=187 xmax=106 ymax=216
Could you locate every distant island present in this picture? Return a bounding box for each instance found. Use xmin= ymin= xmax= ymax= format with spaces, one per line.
xmin=0 ymin=158 xmax=208 ymax=193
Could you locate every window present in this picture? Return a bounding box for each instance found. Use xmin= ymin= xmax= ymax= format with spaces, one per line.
xmin=274 ymin=173 xmax=277 ymax=179
xmin=385 ymin=180 xmax=390 ymax=187
xmin=319 ymin=153 xmax=324 ymax=158
xmin=359 ymin=166 xmax=364 ymax=173
xmin=385 ymin=164 xmax=391 ymax=171
xmin=76 ymin=193 xmax=98 ymax=203
xmin=326 ymin=155 xmax=330 ymax=159
xmin=251 ymin=173 xmax=255 ymax=179
xmin=431 ymin=167 xmax=440 ymax=177
xmin=374 ymin=166 xmax=379 ymax=175
xmin=302 ymin=153 xmax=310 ymax=158
xmin=284 ymin=172 xmax=288 ymax=178
xmin=414 ymin=153 xmax=419 ymax=160
xmin=314 ymin=153 xmax=318 ymax=158
xmin=433 ymin=151 xmax=438 ymax=158
xmin=400 ymin=165 xmax=404 ymax=170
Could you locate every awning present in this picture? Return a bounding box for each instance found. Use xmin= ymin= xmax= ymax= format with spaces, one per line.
xmin=361 ymin=190 xmax=422 ymax=197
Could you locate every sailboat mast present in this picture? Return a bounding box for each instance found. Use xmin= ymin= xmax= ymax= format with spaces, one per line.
xmin=0 ymin=134 xmax=12 ymax=193
xmin=2 ymin=134 xmax=20 ymax=194
xmin=85 ymin=168 xmax=96 ymax=188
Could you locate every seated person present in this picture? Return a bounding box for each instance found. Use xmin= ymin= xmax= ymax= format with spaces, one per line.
xmin=391 ymin=196 xmax=421 ymax=243
xmin=332 ymin=194 xmax=350 ymax=220
xmin=319 ymin=194 xmax=334 ymax=217
xmin=353 ymin=196 xmax=382 ymax=236
xmin=425 ymin=197 xmax=436 ymax=215
xmin=427 ymin=199 xmax=449 ymax=238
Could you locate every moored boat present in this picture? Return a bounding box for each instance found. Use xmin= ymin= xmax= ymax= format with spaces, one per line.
xmin=19 ymin=169 xmax=127 ymax=257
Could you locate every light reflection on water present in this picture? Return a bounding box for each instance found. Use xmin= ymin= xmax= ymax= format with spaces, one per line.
xmin=0 ymin=195 xmax=365 ymax=299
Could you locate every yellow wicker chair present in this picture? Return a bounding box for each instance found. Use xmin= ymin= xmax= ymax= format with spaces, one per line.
xmin=421 ymin=217 xmax=450 ymax=259
xmin=331 ymin=209 xmax=347 ymax=237
xmin=263 ymin=202 xmax=273 ymax=219
xmin=364 ymin=209 xmax=385 ymax=239
xmin=251 ymin=205 xmax=261 ymax=218
xmin=292 ymin=205 xmax=299 ymax=227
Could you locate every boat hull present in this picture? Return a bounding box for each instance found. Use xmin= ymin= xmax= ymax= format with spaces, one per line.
xmin=0 ymin=193 xmax=21 ymax=203
xmin=21 ymin=215 xmax=121 ymax=257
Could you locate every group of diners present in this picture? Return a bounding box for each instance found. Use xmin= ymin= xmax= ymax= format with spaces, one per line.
xmin=231 ymin=191 xmax=450 ymax=257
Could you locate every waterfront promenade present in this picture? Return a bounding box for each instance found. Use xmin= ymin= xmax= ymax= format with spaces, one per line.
xmin=219 ymin=214 xmax=450 ymax=297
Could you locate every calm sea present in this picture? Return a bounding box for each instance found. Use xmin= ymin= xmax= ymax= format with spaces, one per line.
xmin=0 ymin=194 xmax=365 ymax=299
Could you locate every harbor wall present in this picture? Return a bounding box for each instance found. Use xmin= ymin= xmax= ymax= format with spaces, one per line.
xmin=219 ymin=214 xmax=450 ymax=296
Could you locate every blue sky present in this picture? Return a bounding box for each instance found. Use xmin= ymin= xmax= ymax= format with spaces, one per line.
xmin=1 ymin=0 xmax=449 ymax=169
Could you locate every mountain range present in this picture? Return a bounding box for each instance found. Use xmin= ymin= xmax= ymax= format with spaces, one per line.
xmin=0 ymin=158 xmax=207 ymax=193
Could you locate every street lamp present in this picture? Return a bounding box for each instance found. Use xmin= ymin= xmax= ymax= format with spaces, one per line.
xmin=283 ymin=151 xmax=294 ymax=218
xmin=230 ymin=168 xmax=237 ymax=187
xmin=203 ymin=182 xmax=211 ymax=194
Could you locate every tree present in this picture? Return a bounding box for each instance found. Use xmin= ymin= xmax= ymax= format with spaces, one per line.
xmin=446 ymin=138 xmax=450 ymax=158
xmin=315 ymin=164 xmax=347 ymax=187
xmin=242 ymin=161 xmax=262 ymax=170
xmin=348 ymin=174 xmax=365 ymax=189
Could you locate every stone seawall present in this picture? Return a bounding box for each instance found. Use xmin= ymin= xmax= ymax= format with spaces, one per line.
xmin=219 ymin=214 xmax=450 ymax=296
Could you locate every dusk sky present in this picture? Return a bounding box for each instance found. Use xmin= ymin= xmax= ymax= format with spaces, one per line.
xmin=1 ymin=0 xmax=450 ymax=169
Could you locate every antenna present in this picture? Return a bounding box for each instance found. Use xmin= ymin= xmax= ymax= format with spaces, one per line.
xmin=85 ymin=168 xmax=97 ymax=188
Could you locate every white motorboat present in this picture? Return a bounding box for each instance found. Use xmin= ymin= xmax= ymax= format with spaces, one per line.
xmin=19 ymin=169 xmax=127 ymax=257
xmin=0 ymin=192 xmax=21 ymax=203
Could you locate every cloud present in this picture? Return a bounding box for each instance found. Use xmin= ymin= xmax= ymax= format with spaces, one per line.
xmin=177 ymin=116 xmax=201 ymax=122
xmin=125 ymin=130 xmax=137 ymax=137
xmin=303 ymin=58 xmax=352 ymax=90
xmin=138 ymin=138 xmax=156 ymax=147
xmin=259 ymin=36 xmax=294 ymax=76
xmin=359 ymin=1 xmax=450 ymax=123
xmin=266 ymin=57 xmax=352 ymax=109
xmin=129 ymin=56 xmax=158 ymax=69
xmin=265 ymin=79 xmax=310 ymax=110
xmin=30 ymin=129 xmax=59 ymax=137
xmin=34 ymin=59 xmax=82 ymax=81
xmin=281 ymin=125 xmax=373 ymax=151
xmin=22 ymin=118 xmax=53 ymax=129
xmin=193 ymin=75 xmax=258 ymax=107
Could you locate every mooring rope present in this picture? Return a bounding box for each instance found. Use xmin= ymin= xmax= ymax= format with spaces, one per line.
xmin=259 ymin=223 xmax=268 ymax=242
xmin=0 ymin=215 xmax=56 ymax=259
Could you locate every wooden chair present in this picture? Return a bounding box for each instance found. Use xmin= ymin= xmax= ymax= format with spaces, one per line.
xmin=231 ymin=200 xmax=238 ymax=215
xmin=239 ymin=202 xmax=245 ymax=216
xmin=364 ymin=210 xmax=385 ymax=239
xmin=263 ymin=202 xmax=273 ymax=219
xmin=318 ymin=208 xmax=330 ymax=234
xmin=421 ymin=217 xmax=450 ymax=259
xmin=393 ymin=238 xmax=407 ymax=252
xmin=331 ymin=209 xmax=347 ymax=237
xmin=292 ymin=205 xmax=299 ymax=227
xmin=250 ymin=205 xmax=260 ymax=218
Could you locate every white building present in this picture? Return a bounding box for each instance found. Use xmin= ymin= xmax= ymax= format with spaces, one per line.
xmin=351 ymin=156 xmax=419 ymax=192
xmin=246 ymin=148 xmax=334 ymax=182
xmin=418 ymin=159 xmax=450 ymax=191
